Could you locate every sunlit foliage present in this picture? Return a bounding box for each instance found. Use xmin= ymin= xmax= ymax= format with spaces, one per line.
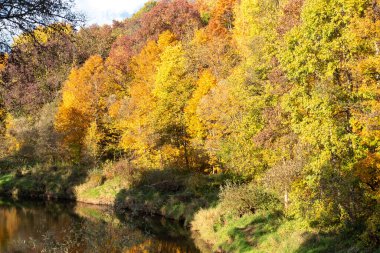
xmin=1 ymin=0 xmax=380 ymax=248
xmin=55 ymin=55 xmax=106 ymax=158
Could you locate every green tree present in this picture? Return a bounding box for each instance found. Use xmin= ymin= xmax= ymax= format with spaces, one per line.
xmin=279 ymin=0 xmax=374 ymax=227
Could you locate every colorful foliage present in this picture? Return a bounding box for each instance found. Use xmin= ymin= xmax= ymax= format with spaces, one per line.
xmin=1 ymin=0 xmax=380 ymax=248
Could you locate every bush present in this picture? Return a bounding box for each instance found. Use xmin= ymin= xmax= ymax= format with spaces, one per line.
xmin=103 ymin=159 xmax=136 ymax=180
xmin=191 ymin=206 xmax=222 ymax=245
xmin=133 ymin=169 xmax=185 ymax=193
xmin=361 ymin=207 xmax=380 ymax=249
xmin=87 ymin=169 xmax=105 ymax=187
xmin=185 ymin=173 xmax=209 ymax=194
xmin=219 ymin=182 xmax=281 ymax=218
xmin=75 ymin=169 xmax=105 ymax=196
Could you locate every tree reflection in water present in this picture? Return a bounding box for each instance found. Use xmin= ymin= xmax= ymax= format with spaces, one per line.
xmin=0 ymin=200 xmax=201 ymax=253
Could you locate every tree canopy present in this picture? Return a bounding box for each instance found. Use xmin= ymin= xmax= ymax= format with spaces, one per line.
xmin=0 ymin=0 xmax=83 ymax=50
xmin=1 ymin=0 xmax=380 ymax=250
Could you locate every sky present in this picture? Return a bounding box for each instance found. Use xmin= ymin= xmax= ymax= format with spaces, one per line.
xmin=75 ymin=0 xmax=149 ymax=25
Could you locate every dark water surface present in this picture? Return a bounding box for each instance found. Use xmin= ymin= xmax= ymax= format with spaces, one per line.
xmin=0 ymin=199 xmax=202 ymax=253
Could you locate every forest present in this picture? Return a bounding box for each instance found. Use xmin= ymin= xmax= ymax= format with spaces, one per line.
xmin=0 ymin=0 xmax=379 ymax=252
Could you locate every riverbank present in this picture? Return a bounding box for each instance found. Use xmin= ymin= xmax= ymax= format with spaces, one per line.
xmin=191 ymin=208 xmax=366 ymax=253
xmin=0 ymin=159 xmax=377 ymax=253
xmin=0 ymin=159 xmax=223 ymax=225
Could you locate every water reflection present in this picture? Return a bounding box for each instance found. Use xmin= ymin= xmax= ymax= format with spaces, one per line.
xmin=0 ymin=199 xmax=201 ymax=253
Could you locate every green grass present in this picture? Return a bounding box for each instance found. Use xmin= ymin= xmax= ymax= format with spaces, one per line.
xmin=0 ymin=159 xmax=377 ymax=252
xmin=192 ymin=210 xmax=370 ymax=253
xmin=0 ymin=173 xmax=13 ymax=185
xmin=0 ymin=174 xmax=15 ymax=194
xmin=0 ymin=159 xmax=219 ymax=224
xmin=73 ymin=167 xmax=221 ymax=225
xmin=0 ymin=161 xmax=87 ymax=199
xmin=76 ymin=176 xmax=125 ymax=204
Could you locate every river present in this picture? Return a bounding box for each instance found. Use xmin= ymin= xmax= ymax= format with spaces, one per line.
xmin=0 ymin=198 xmax=203 ymax=252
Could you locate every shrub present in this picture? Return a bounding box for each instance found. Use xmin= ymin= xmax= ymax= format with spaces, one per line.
xmin=185 ymin=173 xmax=209 ymax=194
xmin=219 ymin=182 xmax=281 ymax=218
xmin=103 ymin=159 xmax=136 ymax=180
xmin=361 ymin=207 xmax=380 ymax=249
xmin=75 ymin=169 xmax=105 ymax=196
xmin=133 ymin=169 xmax=185 ymax=193
xmin=191 ymin=206 xmax=222 ymax=245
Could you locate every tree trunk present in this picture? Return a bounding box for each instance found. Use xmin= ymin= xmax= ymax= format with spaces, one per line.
xmin=284 ymin=188 xmax=289 ymax=210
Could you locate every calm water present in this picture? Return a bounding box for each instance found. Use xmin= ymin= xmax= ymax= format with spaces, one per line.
xmin=0 ymin=199 xmax=203 ymax=253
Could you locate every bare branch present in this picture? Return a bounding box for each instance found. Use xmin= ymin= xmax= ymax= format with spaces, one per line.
xmin=0 ymin=0 xmax=84 ymax=51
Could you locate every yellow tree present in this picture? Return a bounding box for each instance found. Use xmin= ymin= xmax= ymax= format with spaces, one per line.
xmin=183 ymin=70 xmax=218 ymax=171
xmin=117 ymin=31 xmax=177 ymax=168
xmin=348 ymin=1 xmax=380 ymax=201
xmin=200 ymin=0 xmax=283 ymax=176
xmin=277 ymin=0 xmax=378 ymax=227
xmin=196 ymin=72 xmax=257 ymax=174
xmin=185 ymin=69 xmax=217 ymax=140
xmin=55 ymin=55 xmax=105 ymax=159
xmin=152 ymin=40 xmax=195 ymax=168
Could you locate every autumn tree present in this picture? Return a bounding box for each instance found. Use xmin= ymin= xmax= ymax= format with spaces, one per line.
xmin=279 ymin=0 xmax=375 ymax=227
xmin=75 ymin=24 xmax=116 ymax=65
xmin=152 ymin=40 xmax=195 ymax=168
xmin=108 ymin=0 xmax=201 ymax=73
xmin=207 ymin=0 xmax=238 ymax=36
xmin=347 ymin=2 xmax=380 ymax=239
xmin=204 ymin=0 xmax=285 ymax=177
xmin=187 ymin=0 xmax=240 ymax=81
xmin=2 ymin=25 xmax=76 ymax=115
xmin=117 ymin=31 xmax=177 ymax=168
xmin=0 ymin=0 xmax=83 ymax=50
xmin=55 ymin=55 xmax=105 ymax=159
xmin=185 ymin=70 xmax=217 ymax=140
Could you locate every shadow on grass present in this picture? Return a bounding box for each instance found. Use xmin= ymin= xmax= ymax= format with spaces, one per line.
xmin=218 ymin=212 xmax=283 ymax=253
xmin=0 ymin=155 xmax=90 ymax=200
xmin=113 ymin=168 xmax=232 ymax=225
xmin=294 ymin=230 xmax=376 ymax=253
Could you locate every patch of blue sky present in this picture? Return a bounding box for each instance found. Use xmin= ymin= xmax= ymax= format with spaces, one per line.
xmin=75 ymin=0 xmax=149 ymax=25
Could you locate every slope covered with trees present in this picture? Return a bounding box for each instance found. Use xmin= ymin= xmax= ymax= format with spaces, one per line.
xmin=0 ymin=0 xmax=379 ymax=252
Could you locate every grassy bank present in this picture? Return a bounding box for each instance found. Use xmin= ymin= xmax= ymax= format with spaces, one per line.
xmin=191 ymin=209 xmax=370 ymax=253
xmin=0 ymin=159 xmax=86 ymax=199
xmin=189 ymin=181 xmax=379 ymax=253
xmin=0 ymin=158 xmax=378 ymax=252
xmin=0 ymin=158 xmax=223 ymax=225
xmin=74 ymin=162 xmax=224 ymax=225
